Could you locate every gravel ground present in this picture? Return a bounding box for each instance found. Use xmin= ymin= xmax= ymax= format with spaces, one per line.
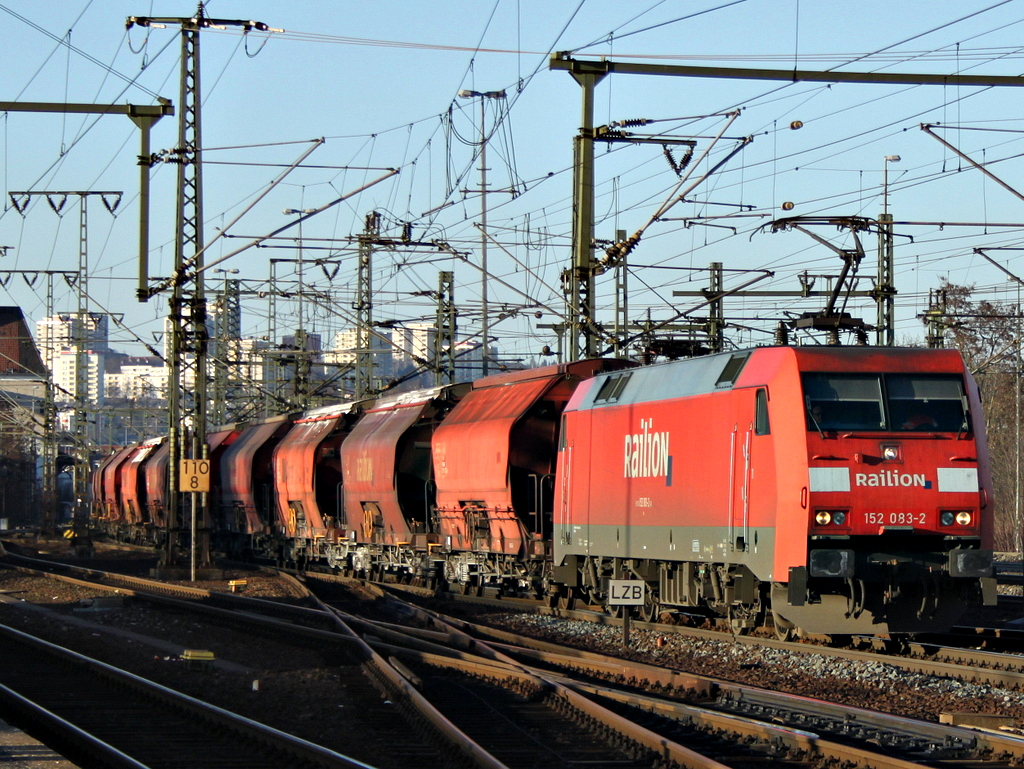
xmin=480 ymin=611 xmax=1024 ymax=726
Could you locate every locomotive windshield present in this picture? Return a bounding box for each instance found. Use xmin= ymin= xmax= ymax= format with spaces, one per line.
xmin=803 ymin=373 xmax=968 ymax=432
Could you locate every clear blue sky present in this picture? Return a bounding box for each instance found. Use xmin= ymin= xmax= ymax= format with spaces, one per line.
xmin=4 ymin=0 xmax=1024 ymax=362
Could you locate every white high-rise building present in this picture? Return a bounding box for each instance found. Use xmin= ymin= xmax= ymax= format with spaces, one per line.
xmin=35 ymin=313 xmax=109 ymax=358
xmin=326 ymin=328 xmax=393 ymax=381
xmin=35 ymin=313 xmax=110 ymax=404
xmin=325 ymin=328 xmax=359 ymax=366
xmin=104 ymin=356 xmax=167 ymax=400
xmin=391 ymin=323 xmax=500 ymax=383
xmin=391 ymin=322 xmax=436 ymax=371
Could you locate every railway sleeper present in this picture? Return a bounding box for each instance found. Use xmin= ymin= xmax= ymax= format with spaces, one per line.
xmin=544 ymin=692 xmax=664 ymax=765
xmin=717 ymin=695 xmax=984 ymax=760
xmin=361 ymin=659 xmax=476 ymax=769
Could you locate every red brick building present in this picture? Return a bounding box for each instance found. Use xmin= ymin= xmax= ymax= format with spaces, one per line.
xmin=0 ymin=306 xmax=46 ymax=377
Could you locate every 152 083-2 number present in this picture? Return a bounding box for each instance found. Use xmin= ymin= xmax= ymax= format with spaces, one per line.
xmin=863 ymin=511 xmax=926 ymax=525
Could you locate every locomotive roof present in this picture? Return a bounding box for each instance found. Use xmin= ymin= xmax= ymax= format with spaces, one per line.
xmin=570 ymin=345 xmax=968 ymax=410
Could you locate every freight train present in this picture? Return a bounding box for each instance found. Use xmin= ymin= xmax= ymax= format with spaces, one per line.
xmin=92 ymin=346 xmax=997 ymax=636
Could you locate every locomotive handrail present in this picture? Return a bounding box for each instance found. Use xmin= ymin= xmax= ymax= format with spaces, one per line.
xmin=840 ymin=431 xmax=952 ymax=439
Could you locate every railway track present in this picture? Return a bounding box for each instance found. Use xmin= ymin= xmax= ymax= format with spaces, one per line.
xmin=370 ymin=576 xmax=1024 ymax=688
xmin=9 ymin=546 xmax=1024 ymax=689
xmin=0 ymin=563 xmax=466 ymax=768
xmin=347 ymin=582 xmax=1024 ymax=769
xmin=7 ymin=546 xmax=1024 ymax=687
xmin=0 ymin=623 xmax=372 ymax=769
xmin=2 ymin=555 xmax=735 ymax=768
xmin=5 ymin=547 xmax=1024 ymax=769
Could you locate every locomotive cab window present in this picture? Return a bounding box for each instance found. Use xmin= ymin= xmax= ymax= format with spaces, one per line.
xmin=803 ymin=372 xmax=969 ymax=432
xmin=886 ymin=374 xmax=968 ymax=432
xmin=803 ymin=373 xmax=884 ymax=431
xmin=755 ymin=388 xmax=770 ymax=435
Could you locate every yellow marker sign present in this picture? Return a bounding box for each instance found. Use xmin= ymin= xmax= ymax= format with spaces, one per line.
xmin=179 ymin=459 xmax=211 ymax=492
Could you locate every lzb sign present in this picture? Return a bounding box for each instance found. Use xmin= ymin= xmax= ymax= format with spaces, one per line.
xmin=179 ymin=459 xmax=210 ymax=493
xmin=608 ymin=579 xmax=645 ymax=606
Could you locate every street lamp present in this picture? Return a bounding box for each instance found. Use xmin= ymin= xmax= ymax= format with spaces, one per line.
xmin=883 ymin=155 xmax=901 ymax=216
xmin=457 ymin=89 xmax=506 ymax=376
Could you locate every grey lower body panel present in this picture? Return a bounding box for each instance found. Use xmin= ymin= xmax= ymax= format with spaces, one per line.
xmin=554 ymin=523 xmax=775 ymax=579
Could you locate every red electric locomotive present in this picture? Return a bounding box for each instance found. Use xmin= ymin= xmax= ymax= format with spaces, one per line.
xmin=552 ymin=346 xmax=996 ymax=636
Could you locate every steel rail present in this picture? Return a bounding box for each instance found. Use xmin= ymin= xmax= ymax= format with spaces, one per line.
xmin=571 ymin=681 xmax=1008 ymax=769
xmin=301 ymin=582 xmax=513 ymax=769
xmin=381 ymin=576 xmax=1024 ymax=687
xmin=1 ymin=562 xmax=492 ymax=769
xmin=0 ymin=683 xmax=150 ymax=769
xmin=0 ymin=623 xmax=374 ymax=769
xmin=337 ymin=616 xmax=734 ymax=769
xmin=436 ymin=615 xmax=1024 ymax=764
xmin=19 ymin=553 xmax=1023 ymax=690
xmin=347 ymin=584 xmax=1023 ymax=769
xmin=310 ymin=576 xmax=734 ymax=769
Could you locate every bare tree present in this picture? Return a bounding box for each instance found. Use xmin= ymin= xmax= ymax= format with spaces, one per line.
xmin=939 ymin=280 xmax=1021 ymax=552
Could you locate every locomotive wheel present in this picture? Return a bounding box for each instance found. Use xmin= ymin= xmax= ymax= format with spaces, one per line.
xmin=771 ymin=609 xmax=797 ymax=642
xmin=605 ymin=601 xmax=624 ymax=619
xmin=728 ymin=604 xmax=759 ymax=635
xmin=640 ymin=593 xmax=660 ymax=623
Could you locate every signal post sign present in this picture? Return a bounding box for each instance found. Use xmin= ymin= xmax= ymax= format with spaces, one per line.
xmin=608 ymin=579 xmax=645 ymax=648
xmin=179 ymin=459 xmax=211 ymax=493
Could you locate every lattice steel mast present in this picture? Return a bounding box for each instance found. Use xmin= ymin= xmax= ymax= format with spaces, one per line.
xmin=128 ymin=6 xmax=276 ymax=572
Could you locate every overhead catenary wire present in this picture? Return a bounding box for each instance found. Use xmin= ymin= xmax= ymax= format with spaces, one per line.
xmin=6 ymin=2 xmax=1024 ymax=383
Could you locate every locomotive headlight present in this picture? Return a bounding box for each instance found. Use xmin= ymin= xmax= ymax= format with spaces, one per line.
xmin=882 ymin=446 xmax=900 ymax=461
xmin=815 ymin=510 xmax=847 ymax=526
xmin=940 ymin=511 xmax=973 ymax=526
